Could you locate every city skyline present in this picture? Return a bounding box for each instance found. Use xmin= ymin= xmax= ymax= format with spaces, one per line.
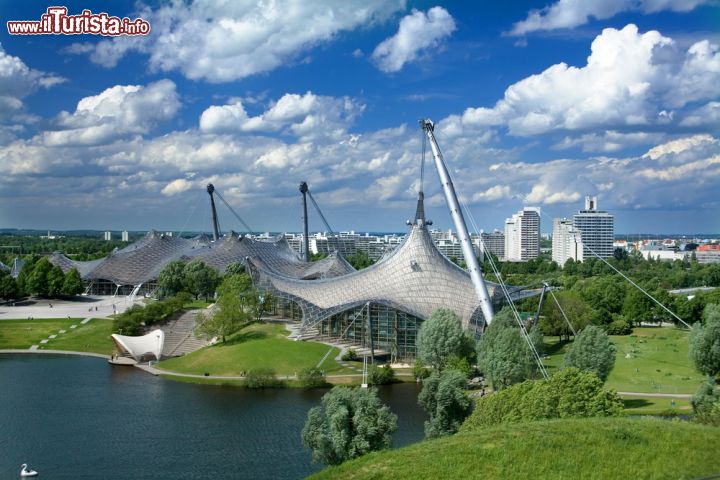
xmin=1 ymin=1 xmax=719 ymax=234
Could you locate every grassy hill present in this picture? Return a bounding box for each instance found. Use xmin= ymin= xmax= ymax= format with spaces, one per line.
xmin=309 ymin=417 xmax=720 ymax=480
xmin=543 ymin=327 xmax=704 ymax=394
xmin=157 ymin=322 xmax=353 ymax=377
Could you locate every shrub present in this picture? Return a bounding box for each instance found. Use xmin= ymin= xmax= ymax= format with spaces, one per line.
xmin=563 ymin=325 xmax=616 ymax=381
xmin=692 ymin=380 xmax=720 ymax=426
xmin=606 ymin=316 xmax=633 ymax=335
xmin=369 ymin=364 xmax=396 ymax=385
xmin=461 ymin=368 xmax=623 ymax=431
xmin=341 ymin=348 xmax=358 ymax=361
xmin=412 ymin=359 xmax=430 ymax=381
xmin=244 ymin=368 xmax=283 ymax=388
xmin=298 ymin=367 xmax=328 ymax=388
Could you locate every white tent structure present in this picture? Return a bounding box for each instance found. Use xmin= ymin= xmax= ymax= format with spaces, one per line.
xmin=111 ymin=329 xmax=165 ymax=362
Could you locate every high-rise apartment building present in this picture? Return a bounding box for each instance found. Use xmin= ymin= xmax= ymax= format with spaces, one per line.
xmin=103 ymin=231 xmax=112 ymax=241
xmin=504 ymin=207 xmax=540 ymax=261
xmin=121 ymin=230 xmax=129 ymax=242
xmin=552 ymin=218 xmax=583 ymax=267
xmin=480 ymin=229 xmax=505 ymax=259
xmin=573 ymin=196 xmax=614 ymax=259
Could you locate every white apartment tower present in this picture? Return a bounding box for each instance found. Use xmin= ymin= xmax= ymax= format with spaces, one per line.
xmin=573 ymin=196 xmax=614 ymax=259
xmin=504 ymin=207 xmax=540 ymax=261
xmin=552 ymin=218 xmax=584 ymax=267
xmin=103 ymin=231 xmax=112 ymax=241
xmin=121 ymin=230 xmax=129 ymax=242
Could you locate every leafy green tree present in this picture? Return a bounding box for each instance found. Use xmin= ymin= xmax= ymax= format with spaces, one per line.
xmin=183 ymin=260 xmax=220 ymax=299
xmin=461 ymin=368 xmax=623 ymax=431
xmin=540 ymin=290 xmax=593 ymax=340
xmin=369 ymin=364 xmax=395 ymax=385
xmin=689 ymin=304 xmax=720 ymax=378
xmin=61 ymin=268 xmax=84 ymax=296
xmin=224 ymin=262 xmax=246 ymax=276
xmin=573 ymin=276 xmax=627 ymax=323
xmin=46 ymin=265 xmax=65 ymax=298
xmin=477 ymin=307 xmax=538 ymax=390
xmin=347 ymin=251 xmax=374 ymax=270
xmin=301 ymin=386 xmax=397 ymax=466
xmin=157 ymin=260 xmax=187 ymax=298
xmin=194 ymin=273 xmax=257 ymax=342
xmin=622 ymin=287 xmax=655 ymax=325
xmin=417 ymin=308 xmax=474 ymax=371
xmin=418 ymin=369 xmax=472 ymax=438
xmin=0 ymin=270 xmax=18 ymax=300
xmin=244 ymin=368 xmax=282 ymax=388
xmin=26 ymin=257 xmax=52 ymax=297
xmin=563 ymin=325 xmax=616 ymax=381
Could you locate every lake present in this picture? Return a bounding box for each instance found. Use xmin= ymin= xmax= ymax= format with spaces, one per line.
xmin=0 ymin=355 xmax=426 ymax=479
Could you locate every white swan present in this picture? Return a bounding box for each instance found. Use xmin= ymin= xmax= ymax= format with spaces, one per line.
xmin=20 ymin=463 xmax=38 ymax=477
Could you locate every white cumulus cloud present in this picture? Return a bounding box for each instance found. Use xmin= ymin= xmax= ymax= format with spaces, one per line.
xmin=372 ymin=7 xmax=456 ymax=73
xmin=42 ymin=79 xmax=180 ymax=147
xmin=69 ymin=0 xmax=404 ymax=83
xmin=510 ymin=0 xmax=709 ymax=35
xmin=161 ymin=178 xmax=194 ymax=196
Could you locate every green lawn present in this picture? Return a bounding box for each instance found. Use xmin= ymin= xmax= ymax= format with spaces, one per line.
xmin=0 ymin=318 xmax=78 ymax=349
xmin=39 ymin=318 xmax=114 ymax=355
xmin=542 ymin=327 xmax=704 ymax=394
xmin=157 ymin=323 xmax=352 ymax=376
xmin=621 ymin=396 xmax=692 ymax=416
xmin=310 ymin=417 xmax=720 ymax=480
xmin=0 ymin=318 xmax=114 ymax=354
xmin=183 ymin=299 xmax=214 ymax=310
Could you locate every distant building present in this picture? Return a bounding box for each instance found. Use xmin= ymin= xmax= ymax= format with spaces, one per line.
xmin=121 ymin=230 xmax=129 ymax=242
xmin=573 ymin=196 xmax=614 ymax=259
xmin=480 ymin=229 xmax=505 ymax=259
xmin=552 ymin=218 xmax=583 ymax=267
xmin=103 ymin=231 xmax=112 ymax=241
xmin=504 ymin=207 xmax=540 ymax=262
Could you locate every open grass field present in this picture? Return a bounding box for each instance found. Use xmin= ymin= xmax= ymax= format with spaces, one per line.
xmin=157 ymin=323 xmax=354 ymax=376
xmin=621 ymin=396 xmax=692 ymax=415
xmin=39 ymin=318 xmax=114 ymax=355
xmin=542 ymin=327 xmax=704 ymax=394
xmin=310 ymin=417 xmax=720 ymax=480
xmin=0 ymin=317 xmax=114 ymax=354
xmin=0 ymin=318 xmax=78 ymax=349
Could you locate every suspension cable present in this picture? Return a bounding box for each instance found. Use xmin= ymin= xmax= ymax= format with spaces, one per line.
xmin=214 ymin=190 xmax=253 ymax=234
xmin=306 ymin=189 xmax=335 ymax=236
xmin=178 ymin=193 xmax=203 ymax=238
xmin=547 ymin=287 xmax=577 ymax=337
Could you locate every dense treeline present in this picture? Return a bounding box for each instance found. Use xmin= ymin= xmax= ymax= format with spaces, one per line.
xmin=0 ymin=234 xmax=136 ymax=264
xmin=0 ymin=256 xmax=83 ymax=300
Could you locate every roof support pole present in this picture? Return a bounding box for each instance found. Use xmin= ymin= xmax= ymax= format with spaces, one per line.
xmin=207 ymin=184 xmax=221 ymax=241
xmin=300 ymin=182 xmax=310 ymax=262
xmin=421 ymin=119 xmax=494 ymax=326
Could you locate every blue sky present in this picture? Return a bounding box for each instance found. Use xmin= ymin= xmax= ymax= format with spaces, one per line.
xmin=0 ymin=0 xmax=718 ymax=235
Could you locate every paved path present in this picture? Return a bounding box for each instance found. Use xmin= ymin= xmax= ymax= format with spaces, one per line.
xmin=0 ymin=295 xmax=142 ymax=320
xmin=617 ymin=391 xmax=692 ymax=399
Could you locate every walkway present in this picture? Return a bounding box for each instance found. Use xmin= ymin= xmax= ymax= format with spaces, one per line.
xmin=0 ymin=349 xmax=110 ymax=360
xmin=617 ymin=391 xmax=692 ymax=399
xmin=0 ymin=295 xmax=141 ymax=320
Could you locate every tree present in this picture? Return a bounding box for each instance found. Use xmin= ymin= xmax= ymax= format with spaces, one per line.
xmin=418 ymin=369 xmax=472 ymax=438
xmin=46 ymin=265 xmax=65 ymax=298
xmin=194 ymin=273 xmax=257 ymax=342
xmin=622 ymin=287 xmax=655 ymax=325
xmin=157 ymin=260 xmax=187 ymax=298
xmin=301 ymin=386 xmax=397 ymax=466
xmin=183 ymin=260 xmax=220 ymax=299
xmin=0 ymin=270 xmax=18 ymax=300
xmin=573 ymin=276 xmax=627 ymax=323
xmin=61 ymin=268 xmax=84 ymax=296
xmin=369 ymin=364 xmax=395 ymax=385
xmin=224 ymin=262 xmax=246 ymax=276
xmin=347 ymin=251 xmax=374 ymax=270
xmin=540 ymin=290 xmax=593 ymax=341
xmin=298 ymin=367 xmax=327 ymax=388
xmin=26 ymin=257 xmax=52 ymax=297
xmin=689 ymin=304 xmax=720 ymax=378
xmin=563 ymin=325 xmax=616 ymax=381
xmin=416 ymin=308 xmax=474 ymax=371
xmin=477 ymin=307 xmax=538 ymax=390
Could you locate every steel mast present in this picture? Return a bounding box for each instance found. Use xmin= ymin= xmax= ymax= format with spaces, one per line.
xmin=206 ymin=183 xmax=221 ymax=241
xmin=421 ymin=119 xmax=494 ymax=325
xmin=299 ymin=181 xmax=310 ymax=262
